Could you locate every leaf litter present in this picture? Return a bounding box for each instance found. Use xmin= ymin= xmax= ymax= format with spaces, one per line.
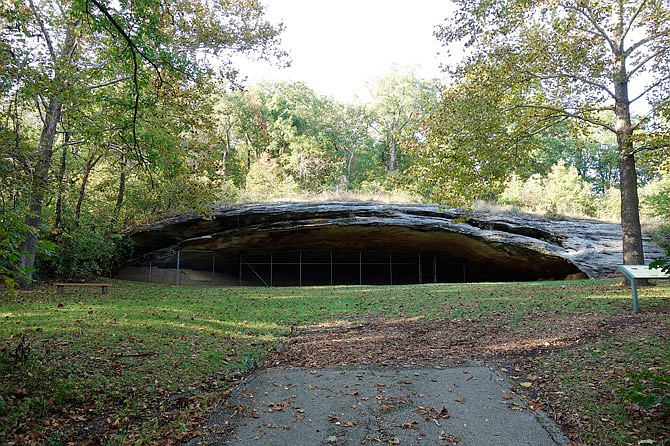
xmin=267 ymin=309 xmax=669 ymax=445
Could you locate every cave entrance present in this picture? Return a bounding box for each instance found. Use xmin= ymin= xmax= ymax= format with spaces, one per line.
xmin=240 ymin=250 xmax=425 ymax=286
xmin=237 ymin=251 xmax=491 ymax=286
xmin=117 ymin=247 xmax=572 ymax=286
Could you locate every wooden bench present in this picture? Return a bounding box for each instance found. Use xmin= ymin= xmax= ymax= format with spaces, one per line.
xmin=55 ymin=283 xmax=112 ymax=295
xmin=617 ymin=265 xmax=669 ymax=313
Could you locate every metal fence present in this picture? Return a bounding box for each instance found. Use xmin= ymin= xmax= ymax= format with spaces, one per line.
xmin=117 ymin=249 xmax=470 ymax=286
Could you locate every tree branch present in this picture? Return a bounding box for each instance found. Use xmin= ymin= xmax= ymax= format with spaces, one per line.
xmin=632 ymin=95 xmax=670 ymax=131
xmin=629 ymin=73 xmax=670 ymax=106
xmin=622 ymin=0 xmax=648 ymax=42
xmin=87 ymin=76 xmax=132 ymax=90
xmin=628 ymin=44 xmax=670 ymax=78
xmin=523 ymin=71 xmax=615 ymax=98
xmin=562 ymin=4 xmax=616 ymax=53
xmin=85 ymin=0 xmax=162 ymax=171
xmin=624 ymin=29 xmax=670 ymax=59
xmin=510 ymin=104 xmax=616 ymax=133
xmin=27 ymin=0 xmax=56 ymax=62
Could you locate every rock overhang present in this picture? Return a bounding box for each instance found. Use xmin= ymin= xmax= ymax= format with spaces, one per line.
xmin=122 ymin=201 xmax=665 ymax=285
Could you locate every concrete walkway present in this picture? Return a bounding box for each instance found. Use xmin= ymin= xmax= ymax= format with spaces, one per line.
xmin=185 ymin=364 xmax=570 ymax=446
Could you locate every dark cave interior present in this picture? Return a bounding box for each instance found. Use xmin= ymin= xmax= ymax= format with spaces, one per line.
xmin=124 ymin=225 xmax=585 ymax=286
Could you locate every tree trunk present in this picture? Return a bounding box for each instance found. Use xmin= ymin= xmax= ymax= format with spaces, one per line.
xmin=388 ymin=137 xmax=397 ymax=172
xmin=54 ymin=140 xmax=68 ymax=229
xmin=114 ymin=156 xmax=127 ymax=219
xmin=17 ymin=24 xmax=76 ymax=288
xmin=18 ymin=97 xmax=63 ymax=288
xmin=75 ymin=154 xmax=102 ymax=223
xmin=612 ymin=4 xmax=644 ymax=266
xmin=223 ymin=118 xmax=231 ymax=179
xmin=618 ymin=147 xmax=644 ymax=264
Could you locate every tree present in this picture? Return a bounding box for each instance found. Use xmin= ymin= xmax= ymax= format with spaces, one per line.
xmin=368 ymin=67 xmax=437 ymax=174
xmin=1 ymin=0 xmax=284 ymax=286
xmin=424 ymin=0 xmax=670 ymax=265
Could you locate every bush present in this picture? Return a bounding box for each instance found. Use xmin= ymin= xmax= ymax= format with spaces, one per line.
xmin=243 ymin=153 xmax=298 ymax=200
xmin=0 ymin=208 xmax=30 ymax=292
xmin=40 ymin=221 xmax=130 ymax=281
xmin=642 ymin=174 xmax=670 ymax=221
xmin=650 ymin=246 xmax=670 ymax=273
xmin=498 ymin=160 xmax=596 ymax=217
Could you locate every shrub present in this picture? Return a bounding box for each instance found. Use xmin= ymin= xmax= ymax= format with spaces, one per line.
xmin=40 ymin=221 xmax=130 ymax=281
xmin=243 ymin=153 xmax=298 ymax=200
xmin=650 ymin=246 xmax=670 ymax=273
xmin=642 ymin=174 xmax=670 ymax=221
xmin=0 ymin=208 xmax=30 ymax=292
xmin=497 ymin=160 xmax=596 ymax=217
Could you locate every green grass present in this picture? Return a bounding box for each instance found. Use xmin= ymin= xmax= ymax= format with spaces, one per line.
xmin=541 ymin=335 xmax=669 ymax=446
xmin=1 ymin=279 xmax=669 ymax=444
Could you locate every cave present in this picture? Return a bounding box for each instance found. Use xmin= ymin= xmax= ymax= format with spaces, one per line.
xmin=114 ymin=202 xmax=635 ymax=287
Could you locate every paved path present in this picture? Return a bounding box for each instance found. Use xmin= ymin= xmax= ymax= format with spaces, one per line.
xmin=186 ymin=365 xmax=569 ymax=445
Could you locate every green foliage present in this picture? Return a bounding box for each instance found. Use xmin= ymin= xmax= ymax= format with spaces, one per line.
xmin=1 ymin=0 xmax=286 ymax=284
xmin=0 ymin=208 xmax=30 ymax=291
xmin=498 ymin=160 xmax=596 ymax=217
xmin=412 ymin=64 xmax=543 ymax=206
xmin=367 ymin=67 xmax=437 ymax=173
xmin=650 ymin=246 xmax=670 ymax=274
xmin=642 ymin=174 xmax=670 ymax=221
xmin=40 ymin=222 xmax=130 ymax=281
xmin=527 ymin=123 xmax=620 ymax=194
xmin=243 ymin=152 xmax=298 ymax=200
xmin=424 ymin=0 xmax=669 ymax=265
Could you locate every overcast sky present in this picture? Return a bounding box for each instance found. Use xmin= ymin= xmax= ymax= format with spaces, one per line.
xmin=235 ymin=0 xmax=456 ymax=102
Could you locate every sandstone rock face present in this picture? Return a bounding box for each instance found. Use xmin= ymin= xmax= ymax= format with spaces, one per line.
xmin=123 ymin=202 xmax=664 ymax=284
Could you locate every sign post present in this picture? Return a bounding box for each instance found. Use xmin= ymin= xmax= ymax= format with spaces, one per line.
xmin=618 ymin=265 xmax=669 ymax=313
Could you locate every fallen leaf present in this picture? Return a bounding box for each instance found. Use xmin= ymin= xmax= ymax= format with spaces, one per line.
xmin=519 ymin=382 xmax=533 ymax=388
xmin=439 ymin=431 xmax=460 ymax=442
xmin=455 ymin=396 xmax=465 ymax=403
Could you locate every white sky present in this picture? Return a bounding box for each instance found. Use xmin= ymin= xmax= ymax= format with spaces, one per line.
xmin=235 ymin=0 xmax=456 ymax=102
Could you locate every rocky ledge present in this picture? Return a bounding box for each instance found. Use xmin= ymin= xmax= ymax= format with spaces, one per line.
xmin=125 ymin=202 xmax=664 ymax=283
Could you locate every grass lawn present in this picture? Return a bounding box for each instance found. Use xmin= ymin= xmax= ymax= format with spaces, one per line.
xmin=1 ymin=279 xmax=668 ymax=445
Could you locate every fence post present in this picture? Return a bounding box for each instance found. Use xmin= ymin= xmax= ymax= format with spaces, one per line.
xmin=176 ymin=250 xmax=181 ymax=286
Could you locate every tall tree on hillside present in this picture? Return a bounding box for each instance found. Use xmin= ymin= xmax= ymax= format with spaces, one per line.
xmin=421 ymin=0 xmax=669 ymax=265
xmin=1 ymin=0 xmax=284 ymax=287
xmin=368 ymin=67 xmax=437 ymax=173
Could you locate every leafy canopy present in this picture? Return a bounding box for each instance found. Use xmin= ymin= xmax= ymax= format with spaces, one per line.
xmin=415 ymin=0 xmax=670 ymax=206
